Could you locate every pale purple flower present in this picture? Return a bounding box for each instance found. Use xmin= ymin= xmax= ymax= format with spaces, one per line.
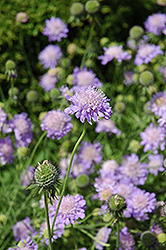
xmin=72 ymin=66 xmax=102 ymax=89
xmin=158 ymin=111 xmax=166 ymax=127
xmin=140 ymin=123 xmax=166 ymax=153
xmin=12 ymin=217 xmax=35 ymax=241
xmin=119 ymin=227 xmax=135 ymax=250
xmin=158 ymin=65 xmax=166 ymax=83
xmin=39 ymin=72 xmax=58 ymax=92
xmin=50 ymin=194 xmax=86 ymax=225
xmin=0 ymin=107 xmax=7 ymax=131
xmin=16 ymin=12 xmax=29 ymax=23
xmin=144 ymin=13 xmax=166 ymax=35
xmin=59 ymin=85 xmax=74 ymax=98
xmin=157 ymin=0 xmax=166 ymax=6
xmin=126 ymin=39 xmax=137 ymax=50
xmin=124 ymin=70 xmax=136 ymax=86
xmin=95 ymin=118 xmax=121 ymax=135
xmin=65 ymin=86 xmax=113 ymax=125
xmin=43 ymin=17 xmax=68 ymax=42
xmin=116 ymin=180 xmax=135 ymax=200
xmin=98 ymin=45 xmax=131 ymax=65
xmin=0 ymin=136 xmax=14 ymax=165
xmin=99 ymin=159 xmax=119 ymax=178
xmin=148 ymin=91 xmax=166 ymax=117
xmin=119 ymin=153 xmax=148 ymax=185
xmin=41 ymin=109 xmax=73 ymax=140
xmin=124 ymin=188 xmax=156 ymax=221
xmin=20 ymin=166 xmax=34 ymax=186
xmin=147 ymin=154 xmax=164 ymax=176
xmin=151 ymin=224 xmax=163 ymax=236
xmin=9 ymin=113 xmax=33 ymax=148
xmin=38 ymin=45 xmax=62 ymax=69
xmin=134 ymin=43 xmax=164 ymax=66
xmin=40 ymin=216 xmax=65 ymax=245
xmin=94 ymin=227 xmax=112 ymax=250
xmin=78 ymin=141 xmax=103 ymax=170
xmin=8 ymin=236 xmax=38 ymax=250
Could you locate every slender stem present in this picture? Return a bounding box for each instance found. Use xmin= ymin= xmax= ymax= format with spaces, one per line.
xmin=116 ymin=219 xmax=120 ymax=250
xmin=44 ymin=190 xmax=53 ymax=250
xmin=51 ymin=122 xmax=87 ymax=234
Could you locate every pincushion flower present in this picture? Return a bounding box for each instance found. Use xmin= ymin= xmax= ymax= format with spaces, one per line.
xmin=158 ymin=111 xmax=166 ymax=127
xmin=39 ymin=71 xmax=58 ymax=92
xmin=124 ymin=188 xmax=156 ymax=221
xmin=16 ymin=12 xmax=29 ymax=23
xmin=65 ymin=86 xmax=113 ymax=125
xmin=119 ymin=227 xmax=135 ymax=250
xmin=8 ymin=236 xmax=38 ymax=250
xmin=123 ymin=70 xmax=136 ymax=86
xmin=147 ymin=91 xmax=166 ymax=117
xmin=95 ymin=118 xmax=121 ymax=135
xmin=12 ymin=217 xmax=35 ymax=241
xmin=50 ymin=194 xmax=86 ymax=225
xmin=140 ymin=122 xmax=166 ymax=153
xmin=147 ymin=154 xmax=164 ymax=176
xmin=0 ymin=107 xmax=7 ymax=132
xmin=38 ymin=45 xmax=62 ymax=69
xmin=41 ymin=109 xmax=73 ymax=140
xmin=98 ymin=45 xmax=131 ymax=65
xmin=20 ymin=166 xmax=34 ymax=186
xmin=43 ymin=17 xmax=68 ymax=42
xmin=99 ymin=159 xmax=119 ymax=178
xmin=134 ymin=43 xmax=164 ymax=65
xmin=144 ymin=13 xmax=166 ymax=35
xmin=9 ymin=112 xmax=33 ymax=148
xmin=94 ymin=227 xmax=112 ymax=250
xmin=72 ymin=66 xmax=102 ymax=89
xmin=0 ymin=136 xmax=14 ymax=165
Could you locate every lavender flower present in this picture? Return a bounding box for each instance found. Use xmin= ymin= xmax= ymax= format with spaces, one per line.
xmin=116 ymin=179 xmax=135 ymax=200
xmin=119 ymin=153 xmax=148 ymax=185
xmin=94 ymin=227 xmax=111 ymax=250
xmin=99 ymin=159 xmax=119 ymax=178
xmin=123 ymin=70 xmax=136 ymax=86
xmin=158 ymin=111 xmax=166 ymax=127
xmin=43 ymin=17 xmax=68 ymax=42
xmin=39 ymin=69 xmax=58 ymax=92
xmin=98 ymin=45 xmax=131 ymax=65
xmin=0 ymin=107 xmax=7 ymax=132
xmin=134 ymin=43 xmax=164 ymax=66
xmin=0 ymin=136 xmax=14 ymax=165
xmin=65 ymin=86 xmax=113 ymax=125
xmin=95 ymin=119 xmax=121 ymax=135
xmin=8 ymin=236 xmax=38 ymax=250
xmin=158 ymin=65 xmax=166 ymax=83
xmin=140 ymin=123 xmax=166 ymax=153
xmin=144 ymin=13 xmax=166 ymax=35
xmin=50 ymin=194 xmax=86 ymax=225
xmin=78 ymin=141 xmax=103 ymax=170
xmin=40 ymin=216 xmax=65 ymax=245
xmin=72 ymin=66 xmax=102 ymax=89
xmin=124 ymin=188 xmax=156 ymax=221
xmin=9 ymin=113 xmax=33 ymax=148
xmin=20 ymin=166 xmax=34 ymax=186
xmin=147 ymin=91 xmax=166 ymax=117
xmin=38 ymin=45 xmax=62 ymax=69
xmin=12 ymin=217 xmax=35 ymax=241
xmin=40 ymin=109 xmax=73 ymax=140
xmin=147 ymin=154 xmax=164 ymax=176
xmin=59 ymin=85 xmax=74 ymax=98
xmin=119 ymin=227 xmax=135 ymax=250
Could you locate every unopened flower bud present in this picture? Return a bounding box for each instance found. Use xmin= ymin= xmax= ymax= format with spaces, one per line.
xmin=17 ymin=147 xmax=30 ymax=157
xmin=60 ymin=58 xmax=71 ymax=68
xmin=76 ymin=174 xmax=90 ymax=188
xmin=141 ymin=231 xmax=156 ymax=246
xmin=67 ymin=43 xmax=77 ymax=54
xmin=50 ymin=88 xmax=59 ymax=99
xmin=70 ymin=2 xmax=84 ymax=17
xmin=26 ymin=90 xmax=39 ymax=102
xmin=108 ymin=195 xmax=126 ymax=217
xmin=157 ymin=233 xmax=166 ymax=244
xmin=8 ymin=87 xmax=19 ymax=98
xmin=5 ymin=60 xmax=16 ymax=71
xmin=129 ymin=25 xmax=144 ymax=40
xmin=16 ymin=12 xmax=29 ymax=23
xmin=85 ymin=0 xmax=100 ymax=14
xmin=114 ymin=101 xmax=126 ymax=113
xmin=139 ymin=70 xmax=154 ymax=86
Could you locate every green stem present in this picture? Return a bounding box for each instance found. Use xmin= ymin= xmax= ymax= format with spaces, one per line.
xmin=44 ymin=190 xmax=53 ymax=250
xmin=51 ymin=122 xmax=87 ymax=234
xmin=116 ymin=219 xmax=120 ymax=250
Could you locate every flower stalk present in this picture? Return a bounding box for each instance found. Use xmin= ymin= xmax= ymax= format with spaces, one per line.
xmin=44 ymin=189 xmax=53 ymax=250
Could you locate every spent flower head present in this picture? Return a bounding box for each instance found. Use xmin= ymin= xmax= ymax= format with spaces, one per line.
xmin=65 ymin=86 xmax=113 ymax=125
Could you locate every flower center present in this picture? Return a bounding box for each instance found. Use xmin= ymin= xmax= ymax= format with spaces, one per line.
xmin=148 ymin=159 xmax=160 ymax=169
xmin=146 ymin=128 xmax=159 ymax=142
xmin=81 ymin=146 xmax=96 ymax=162
xmin=1 ymin=144 xmax=12 ymax=157
xmin=60 ymin=196 xmax=75 ymax=214
xmin=50 ymin=21 xmax=63 ymax=34
xmin=139 ymin=45 xmax=153 ymax=58
xmin=14 ymin=119 xmax=29 ymax=134
xmin=106 ymin=46 xmax=122 ymax=57
xmin=124 ymin=162 xmax=140 ymax=178
xmin=46 ymin=112 xmax=66 ymax=131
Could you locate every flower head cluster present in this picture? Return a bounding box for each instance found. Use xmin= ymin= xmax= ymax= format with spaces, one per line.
xmin=123 ymin=70 xmax=136 ymax=86
xmin=95 ymin=118 xmax=121 ymax=135
xmin=43 ymin=17 xmax=68 ymax=42
xmin=65 ymin=86 xmax=113 ymax=125
xmin=147 ymin=91 xmax=166 ymax=117
xmin=119 ymin=227 xmax=135 ymax=250
xmin=0 ymin=107 xmax=7 ymax=132
xmin=72 ymin=66 xmax=102 ymax=89
xmin=8 ymin=236 xmax=38 ymax=250
xmin=147 ymin=154 xmax=164 ymax=176
xmin=20 ymin=166 xmax=34 ymax=186
xmin=9 ymin=112 xmax=33 ymax=148
xmin=0 ymin=136 xmax=14 ymax=165
xmin=39 ymin=68 xmax=58 ymax=92
xmin=158 ymin=65 xmax=166 ymax=83
xmin=98 ymin=45 xmax=131 ymax=65
xmin=41 ymin=109 xmax=73 ymax=140
xmin=144 ymin=13 xmax=166 ymax=35
xmin=134 ymin=43 xmax=164 ymax=65
xmin=38 ymin=45 xmax=62 ymax=69
xmin=49 ymin=194 xmax=86 ymax=225
xmin=94 ymin=227 xmax=112 ymax=250
xmin=140 ymin=122 xmax=166 ymax=153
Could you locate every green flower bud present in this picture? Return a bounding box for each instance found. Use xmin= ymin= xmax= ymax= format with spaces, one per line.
xmin=48 ymin=68 xmax=58 ymax=77
xmin=141 ymin=231 xmax=156 ymax=246
xmin=50 ymin=88 xmax=59 ymax=99
xmin=38 ymin=112 xmax=47 ymax=122
xmin=103 ymin=213 xmax=113 ymax=223
xmin=85 ymin=0 xmax=100 ymax=14
xmin=60 ymin=58 xmax=71 ymax=69
xmin=67 ymin=43 xmax=77 ymax=55
xmin=129 ymin=139 xmax=141 ymax=152
xmin=66 ymin=74 xmax=74 ymax=85
xmin=100 ymin=37 xmax=109 ymax=47
xmin=8 ymin=87 xmax=19 ymax=97
xmin=157 ymin=0 xmax=166 ymax=6
xmin=114 ymin=101 xmax=126 ymax=113
xmin=157 ymin=233 xmax=166 ymax=244
xmin=17 ymin=147 xmax=30 ymax=157
xmin=70 ymin=2 xmax=84 ymax=17
xmin=139 ymin=70 xmax=154 ymax=86
xmin=129 ymin=25 xmax=144 ymax=40
xmin=63 ymin=229 xmax=71 ymax=238
xmin=0 ymin=214 xmax=7 ymax=224
xmin=26 ymin=90 xmax=39 ymax=102
xmin=5 ymin=60 xmax=17 ymax=79
xmin=5 ymin=60 xmax=16 ymax=71
xmin=76 ymin=174 xmax=90 ymax=188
